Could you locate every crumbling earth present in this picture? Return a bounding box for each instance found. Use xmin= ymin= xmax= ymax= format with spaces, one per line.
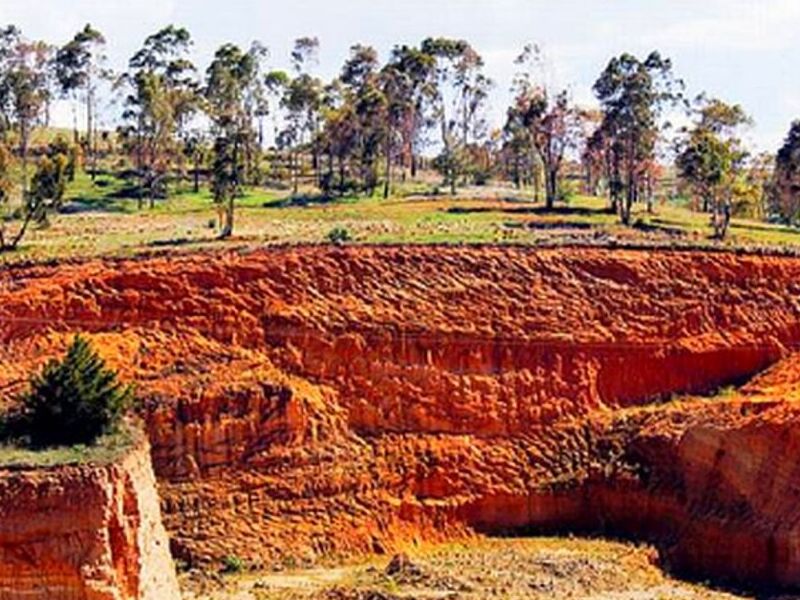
xmin=2 ymin=245 xmax=800 ymax=592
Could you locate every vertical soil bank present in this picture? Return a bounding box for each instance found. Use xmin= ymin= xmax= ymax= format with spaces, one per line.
xmin=0 ymin=431 xmax=180 ymax=600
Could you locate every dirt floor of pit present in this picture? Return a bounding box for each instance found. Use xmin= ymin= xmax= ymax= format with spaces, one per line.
xmin=179 ymin=537 xmax=775 ymax=600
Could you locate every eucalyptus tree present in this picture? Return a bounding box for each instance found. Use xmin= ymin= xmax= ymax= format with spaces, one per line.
xmin=264 ymin=69 xmax=290 ymax=143
xmin=0 ymin=27 xmax=53 ymax=196
xmin=281 ymin=38 xmax=323 ymax=193
xmin=593 ymin=52 xmax=683 ymax=225
xmin=339 ymin=44 xmax=388 ymax=195
xmin=507 ymin=44 xmax=581 ymax=209
xmin=0 ymin=27 xmax=55 ymax=250
xmin=55 ymin=24 xmax=109 ymax=176
xmin=380 ymin=46 xmax=437 ymax=194
xmin=378 ymin=62 xmax=404 ymax=197
xmin=317 ymin=79 xmax=358 ymax=195
xmin=385 ymin=45 xmax=435 ymax=179
xmin=120 ymin=25 xmax=197 ymax=207
xmin=676 ymin=97 xmax=750 ymax=238
xmin=205 ymin=43 xmax=261 ymax=237
xmin=420 ymin=37 xmax=491 ymax=194
xmin=772 ymin=122 xmax=800 ymax=225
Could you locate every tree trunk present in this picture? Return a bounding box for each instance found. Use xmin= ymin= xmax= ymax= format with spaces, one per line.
xmin=193 ymin=153 xmax=200 ymax=194
xmin=87 ymin=84 xmax=95 ymax=181
xmin=622 ymin=173 xmax=635 ymax=226
xmin=383 ymin=140 xmax=392 ymax=200
xmin=20 ymin=121 xmax=29 ymax=198
xmin=0 ymin=206 xmax=36 ymax=252
xmin=338 ymin=156 xmax=346 ymax=196
xmin=327 ymin=150 xmax=334 ymax=197
xmin=292 ymin=151 xmax=299 ymax=196
xmin=219 ymin=195 xmax=234 ymax=239
xmin=72 ymin=101 xmax=79 ymax=146
xmin=545 ymin=168 xmax=558 ymax=211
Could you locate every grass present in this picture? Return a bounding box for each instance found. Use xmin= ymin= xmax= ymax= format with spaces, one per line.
xmin=0 ymin=420 xmax=139 ymax=469
xmin=3 ymin=172 xmax=800 ymax=264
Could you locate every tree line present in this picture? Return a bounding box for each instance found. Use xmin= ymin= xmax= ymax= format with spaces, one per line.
xmin=1 ymin=23 xmax=800 ymax=249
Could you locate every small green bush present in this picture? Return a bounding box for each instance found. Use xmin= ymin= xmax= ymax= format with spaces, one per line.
xmin=221 ymin=554 xmax=245 ymax=574
xmin=14 ymin=336 xmax=132 ymax=448
xmin=326 ymin=226 xmax=352 ymax=244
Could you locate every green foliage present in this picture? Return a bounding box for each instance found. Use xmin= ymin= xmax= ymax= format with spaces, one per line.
xmin=676 ymin=97 xmax=750 ymax=239
xmin=120 ymin=26 xmax=197 ymax=207
xmin=221 ymin=554 xmax=245 ymax=574
xmin=55 ymin=24 xmax=106 ymax=96
xmin=772 ymin=121 xmax=800 ymax=224
xmin=327 ymin=226 xmax=352 ymax=244
xmin=206 ymin=42 xmax=268 ymax=236
xmin=31 ymin=152 xmax=69 ymax=216
xmin=593 ymin=52 xmax=682 ymax=224
xmin=49 ymin=135 xmax=77 ymax=181
xmin=13 ymin=336 xmax=132 ymax=448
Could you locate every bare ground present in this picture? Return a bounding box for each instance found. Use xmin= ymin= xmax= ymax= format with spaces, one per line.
xmin=180 ymin=537 xmax=758 ymax=600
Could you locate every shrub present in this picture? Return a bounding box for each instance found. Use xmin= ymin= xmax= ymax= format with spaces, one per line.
xmin=15 ymin=336 xmax=132 ymax=448
xmin=221 ymin=554 xmax=245 ymax=574
xmin=327 ymin=226 xmax=352 ymax=244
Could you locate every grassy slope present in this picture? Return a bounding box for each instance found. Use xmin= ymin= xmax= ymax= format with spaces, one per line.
xmin=3 ymin=172 xmax=800 ymax=263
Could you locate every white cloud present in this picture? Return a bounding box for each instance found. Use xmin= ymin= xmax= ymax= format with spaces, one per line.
xmin=643 ymin=0 xmax=800 ymax=51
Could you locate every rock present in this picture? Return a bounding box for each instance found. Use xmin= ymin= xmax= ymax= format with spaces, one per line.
xmin=385 ymin=553 xmax=422 ymax=579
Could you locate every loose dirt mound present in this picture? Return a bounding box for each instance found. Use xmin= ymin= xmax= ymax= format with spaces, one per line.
xmin=2 ymin=246 xmax=800 ymax=589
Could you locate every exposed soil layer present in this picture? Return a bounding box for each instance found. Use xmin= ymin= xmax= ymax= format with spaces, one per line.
xmin=0 ymin=430 xmax=180 ymax=599
xmin=2 ymin=246 xmax=800 ymax=590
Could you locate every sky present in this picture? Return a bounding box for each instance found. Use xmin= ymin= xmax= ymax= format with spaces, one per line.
xmin=1 ymin=0 xmax=799 ymax=152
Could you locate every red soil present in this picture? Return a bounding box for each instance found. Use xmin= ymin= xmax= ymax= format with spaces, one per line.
xmin=2 ymin=245 xmax=800 ymax=589
xmin=0 ymin=433 xmax=180 ymax=599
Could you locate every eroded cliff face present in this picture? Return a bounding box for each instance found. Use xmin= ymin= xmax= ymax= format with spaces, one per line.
xmin=2 ymin=246 xmax=800 ymax=590
xmin=0 ymin=431 xmax=180 ymax=600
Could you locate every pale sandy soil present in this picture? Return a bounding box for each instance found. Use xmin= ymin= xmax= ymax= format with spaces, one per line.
xmin=181 ymin=537 xmax=762 ymax=600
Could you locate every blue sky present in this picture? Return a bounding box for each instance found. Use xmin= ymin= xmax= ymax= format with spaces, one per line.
xmin=1 ymin=0 xmax=799 ymax=152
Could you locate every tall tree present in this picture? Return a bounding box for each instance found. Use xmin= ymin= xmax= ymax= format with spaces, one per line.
xmin=593 ymin=52 xmax=682 ymax=225
xmin=0 ymin=28 xmax=53 ymax=196
xmin=339 ymin=44 xmax=387 ymax=195
xmin=772 ymin=121 xmax=800 ymax=225
xmin=281 ymin=38 xmax=323 ymax=195
xmin=385 ymin=45 xmax=435 ymax=179
xmin=119 ymin=26 xmax=197 ymax=208
xmin=55 ymin=24 xmax=108 ymax=178
xmin=507 ymin=44 xmax=581 ymax=209
xmin=264 ymin=69 xmax=290 ymax=144
xmin=676 ymin=97 xmax=750 ymax=239
xmin=205 ymin=43 xmax=260 ymax=237
xmin=421 ymin=37 xmax=491 ymax=194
